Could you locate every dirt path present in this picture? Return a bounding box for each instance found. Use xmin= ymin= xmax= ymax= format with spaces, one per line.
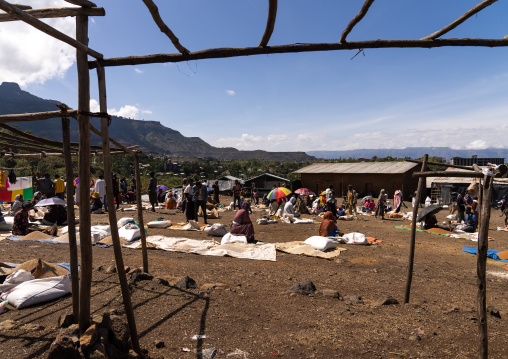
xmin=1 ymin=197 xmax=507 ymax=358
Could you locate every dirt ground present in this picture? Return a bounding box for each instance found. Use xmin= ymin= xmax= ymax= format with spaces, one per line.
xmin=1 ymin=196 xmax=508 ymax=359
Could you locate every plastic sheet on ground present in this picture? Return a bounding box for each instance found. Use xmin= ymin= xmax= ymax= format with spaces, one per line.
xmin=124 ymin=235 xmax=276 ymax=261
xmin=462 ymin=246 xmax=508 ymax=262
xmin=275 ymin=241 xmax=347 ymax=259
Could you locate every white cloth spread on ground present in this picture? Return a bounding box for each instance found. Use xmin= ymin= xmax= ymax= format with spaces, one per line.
xmin=124 ymin=235 xmax=276 ymax=261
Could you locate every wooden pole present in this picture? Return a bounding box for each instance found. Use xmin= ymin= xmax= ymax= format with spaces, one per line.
xmin=404 ymin=154 xmax=428 ymax=303
xmin=76 ymin=14 xmax=92 ymax=332
xmin=88 ymin=38 xmax=508 ymax=69
xmin=96 ymin=65 xmax=141 ymax=354
xmin=133 ymin=152 xmax=148 ymax=272
xmin=340 ymin=0 xmax=375 ymax=43
xmin=61 ymin=116 xmax=79 ymax=323
xmin=0 ymin=109 xmax=78 ymax=123
xmin=414 ymin=171 xmax=484 ymax=178
xmin=0 ymin=6 xmax=105 ymax=23
xmin=478 ymin=178 xmax=483 ymax=224
xmin=477 ymin=175 xmax=493 ymax=359
xmin=0 ymin=0 xmax=103 ymax=59
xmin=258 ymin=0 xmax=278 ymax=47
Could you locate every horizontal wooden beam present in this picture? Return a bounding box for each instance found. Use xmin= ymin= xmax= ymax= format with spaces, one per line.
xmin=0 ymin=7 xmax=105 ymax=23
xmin=414 ymin=171 xmax=484 ymax=178
xmin=0 ymin=0 xmax=103 ymax=59
xmin=1 ymin=150 xmax=128 ymax=158
xmin=89 ymin=38 xmax=508 ymax=68
xmin=0 ymin=141 xmax=62 ymax=153
xmin=0 ymin=110 xmax=78 ymax=124
xmin=422 ymin=0 xmax=499 ymax=40
xmin=405 ymin=159 xmax=476 ymax=171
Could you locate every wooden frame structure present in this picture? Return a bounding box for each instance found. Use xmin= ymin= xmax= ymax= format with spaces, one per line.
xmin=1 ymin=0 xmax=506 ymax=356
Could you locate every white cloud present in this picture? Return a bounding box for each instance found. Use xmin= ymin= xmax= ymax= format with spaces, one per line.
xmin=134 ymin=68 xmax=144 ymax=74
xmin=0 ymin=1 xmax=75 ymax=87
xmin=90 ymin=99 xmax=100 ymax=112
xmin=226 ymin=90 xmax=236 ymax=96
xmin=109 ymin=105 xmax=140 ymax=119
xmin=142 ymin=110 xmax=153 ymax=114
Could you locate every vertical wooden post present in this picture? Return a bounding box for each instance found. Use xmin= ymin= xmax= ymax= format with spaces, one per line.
xmin=133 ymin=152 xmax=148 ymax=272
xmin=61 ymin=116 xmax=79 ymax=322
xmin=404 ymin=154 xmax=428 ymax=303
xmin=477 ymin=175 xmax=493 ymax=359
xmin=477 ymin=178 xmax=483 ymax=224
xmin=76 ymin=14 xmax=92 ymax=332
xmin=96 ymin=65 xmax=141 ymax=354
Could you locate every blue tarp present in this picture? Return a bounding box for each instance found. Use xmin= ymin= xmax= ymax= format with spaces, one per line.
xmin=462 ymin=246 xmax=508 ymax=262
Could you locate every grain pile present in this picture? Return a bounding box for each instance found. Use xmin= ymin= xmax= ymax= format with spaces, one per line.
xmin=5 ymin=259 xmax=69 ymax=278
xmin=19 ymin=231 xmax=54 ymax=241
xmin=98 ymin=235 xmax=130 ymax=246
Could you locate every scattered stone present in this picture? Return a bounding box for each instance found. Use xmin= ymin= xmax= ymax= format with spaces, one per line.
xmin=96 ymin=265 xmax=104 ymax=272
xmin=47 ymin=333 xmax=80 ymax=359
xmin=412 ymin=328 xmax=425 ymax=337
xmin=152 ymin=277 xmax=169 ymax=286
xmin=201 ymin=283 xmax=216 ymax=291
xmin=86 ymin=342 xmax=107 ymax=359
xmin=487 ymin=306 xmax=501 ymax=319
xmin=21 ymin=323 xmax=44 ymax=331
xmin=286 ymin=280 xmax=316 ymax=296
xmin=127 ymin=349 xmax=143 ymax=358
xmin=98 ymin=328 xmax=109 ymax=346
xmin=321 ymin=289 xmax=340 ymax=298
xmin=80 ymin=324 xmax=99 ymax=352
xmin=374 ymin=295 xmax=399 ymax=306
xmin=0 ymin=319 xmax=18 ymax=330
xmin=445 ymin=306 xmax=460 ymax=313
xmin=124 ymin=266 xmax=131 ymax=273
xmin=105 ymin=265 xmax=117 ymax=274
xmin=409 ymin=334 xmax=421 ymax=341
xmin=129 ymin=271 xmax=153 ymax=285
xmin=214 ymin=283 xmax=227 ymax=289
xmin=343 ymin=294 xmax=363 ymax=304
xmin=58 ymin=313 xmax=74 ymax=328
xmin=109 ymin=315 xmax=130 ymax=351
xmin=202 ymin=348 xmax=218 ymax=358
xmin=154 ymin=340 xmax=165 ymax=348
xmin=176 ymin=276 xmax=198 ymax=289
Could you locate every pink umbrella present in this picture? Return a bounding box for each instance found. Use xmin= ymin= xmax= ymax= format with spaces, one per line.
xmin=295 ymin=188 xmax=314 ymax=195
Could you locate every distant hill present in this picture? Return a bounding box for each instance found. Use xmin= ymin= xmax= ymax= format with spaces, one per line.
xmin=0 ymin=82 xmax=315 ymax=162
xmin=307 ymin=147 xmax=508 ymax=162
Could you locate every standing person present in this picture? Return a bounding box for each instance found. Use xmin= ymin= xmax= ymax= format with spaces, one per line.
xmin=325 ymin=185 xmax=337 ymax=216
xmin=375 ymin=189 xmax=388 ymax=219
xmin=94 ymin=175 xmax=107 ymax=211
xmin=181 ymin=178 xmax=188 ymax=213
xmin=130 ymin=177 xmax=136 ymax=193
xmin=193 ymin=181 xmax=209 ymax=224
xmin=38 ymin=173 xmax=55 ymax=198
xmin=232 ymin=180 xmax=241 ymax=210
xmin=456 ymin=188 xmax=466 ymax=224
xmin=54 ymin=174 xmax=65 ymax=200
xmin=346 ymin=184 xmax=358 ymax=218
xmin=393 ymin=190 xmax=403 ymax=213
xmin=184 ymin=179 xmax=196 ymax=222
xmin=148 ymin=171 xmax=157 ymax=212
xmin=111 ymin=174 xmax=120 ymax=210
xmin=212 ymin=180 xmax=220 ymax=204
xmin=120 ymin=177 xmax=128 ymax=197
xmin=251 ymin=184 xmax=259 ymax=205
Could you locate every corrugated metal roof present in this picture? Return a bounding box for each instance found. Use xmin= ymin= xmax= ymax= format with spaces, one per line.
xmin=294 ymin=162 xmax=419 ymax=174
xmin=244 ymin=173 xmax=289 ymax=182
xmin=427 ymin=167 xmax=508 ymax=187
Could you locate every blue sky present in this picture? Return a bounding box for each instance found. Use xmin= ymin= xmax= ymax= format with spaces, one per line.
xmin=1 ymin=0 xmax=508 ymax=152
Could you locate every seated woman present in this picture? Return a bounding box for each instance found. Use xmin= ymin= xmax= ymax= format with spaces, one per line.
xmin=338 ymin=206 xmax=346 ymax=217
xmin=8 ymin=194 xmax=23 ymax=215
xmin=32 ymin=191 xmax=43 ymax=205
xmin=230 ymin=201 xmax=255 ymax=243
xmin=283 ymin=197 xmax=300 ymax=218
xmin=423 ymin=213 xmax=438 ymax=230
xmin=165 ymin=191 xmax=177 ymax=209
xmin=362 ymin=199 xmax=376 ymax=213
xmin=42 ymin=204 xmax=67 ymax=225
xmin=310 ymin=197 xmax=324 ymax=215
xmin=463 ymin=207 xmax=478 ymax=233
xmin=318 ymin=211 xmax=338 ymax=237
xmin=90 ymin=192 xmax=103 ymax=214
xmin=12 ymin=202 xmax=56 ymax=236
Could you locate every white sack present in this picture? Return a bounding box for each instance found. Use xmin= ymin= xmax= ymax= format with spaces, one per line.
xmin=221 ymin=233 xmax=248 ymax=244
xmin=204 ymin=223 xmax=228 ymax=237
xmin=343 ymin=232 xmax=368 ymax=245
xmin=1 ymin=275 xmax=71 ymax=308
xmin=0 ymin=270 xmax=34 ymax=293
xmin=117 ymin=217 xmax=134 ymax=228
xmin=118 ymin=224 xmax=140 ymax=242
xmin=147 ymin=220 xmax=172 ymax=228
xmin=304 ymin=236 xmax=337 ymax=251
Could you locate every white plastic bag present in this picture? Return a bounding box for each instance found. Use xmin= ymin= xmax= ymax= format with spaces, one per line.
xmin=118 ymin=225 xmax=140 ymax=242
xmin=1 ymin=275 xmax=71 ymax=308
xmin=117 ymin=217 xmax=134 ymax=228
xmin=304 ymin=236 xmax=337 ymax=251
xmin=203 ymin=223 xmax=228 ymax=237
xmin=221 ymin=233 xmax=248 ymax=244
xmin=182 ymin=220 xmax=201 ymax=231
xmin=0 ymin=270 xmax=35 ymax=293
xmin=343 ymin=232 xmax=368 ymax=245
xmin=147 ymin=220 xmax=172 ymax=228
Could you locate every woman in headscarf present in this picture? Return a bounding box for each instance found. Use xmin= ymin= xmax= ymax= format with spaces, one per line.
xmin=393 ymin=190 xmax=403 ymax=213
xmin=375 ymin=189 xmax=388 ymax=220
xmin=230 ymin=201 xmax=255 ymax=242
xmin=283 ymin=197 xmax=300 ymax=218
xmin=318 ymin=211 xmax=338 ymax=237
xmin=8 ymin=194 xmax=23 ymax=215
xmin=32 ymin=191 xmax=43 ymax=205
xmin=13 ymin=201 xmax=57 ymax=236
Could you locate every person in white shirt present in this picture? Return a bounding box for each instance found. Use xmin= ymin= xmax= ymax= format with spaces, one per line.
xmin=94 ymin=175 xmax=107 ymax=211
